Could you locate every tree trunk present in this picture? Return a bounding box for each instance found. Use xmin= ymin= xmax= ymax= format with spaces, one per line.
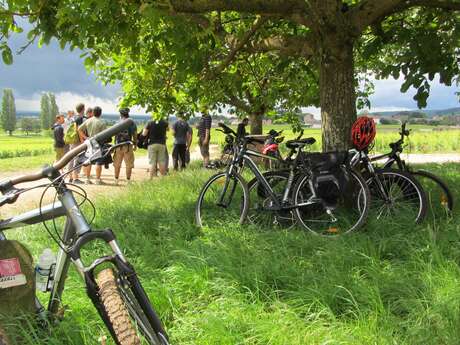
xmin=249 ymin=112 xmax=263 ymax=134
xmin=320 ymin=42 xmax=356 ymax=152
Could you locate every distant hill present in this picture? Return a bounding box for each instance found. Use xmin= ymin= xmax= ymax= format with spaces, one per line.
xmin=367 ymin=106 xmax=460 ymax=118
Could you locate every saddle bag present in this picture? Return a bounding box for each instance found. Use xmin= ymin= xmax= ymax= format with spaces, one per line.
xmin=302 ymin=151 xmax=351 ymax=206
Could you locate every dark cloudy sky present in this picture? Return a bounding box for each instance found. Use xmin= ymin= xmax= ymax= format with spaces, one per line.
xmin=0 ymin=28 xmax=458 ymax=115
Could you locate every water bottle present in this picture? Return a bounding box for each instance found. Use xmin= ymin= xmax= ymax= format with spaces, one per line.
xmin=35 ymin=248 xmax=56 ymax=292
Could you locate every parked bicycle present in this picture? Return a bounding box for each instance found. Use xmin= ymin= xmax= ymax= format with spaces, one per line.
xmin=0 ymin=120 xmax=169 ymax=345
xmin=196 ymin=123 xmax=370 ymax=236
xmin=369 ymin=122 xmax=453 ymax=218
xmin=350 ymin=117 xmax=428 ymax=224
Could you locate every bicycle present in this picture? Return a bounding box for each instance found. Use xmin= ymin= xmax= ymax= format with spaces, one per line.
xmin=0 ymin=120 xmax=169 ymax=345
xmin=349 ymin=146 xmax=428 ymax=224
xmin=195 ymin=123 xmax=370 ymax=236
xmin=370 ymin=122 xmax=453 ymax=218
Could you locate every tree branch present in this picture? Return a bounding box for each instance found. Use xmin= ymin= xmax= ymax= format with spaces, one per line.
xmin=245 ymin=35 xmax=315 ymax=58
xmin=348 ymin=0 xmax=406 ymax=34
xmin=168 ymin=0 xmax=309 ymax=14
xmin=225 ymin=94 xmax=252 ymax=113
xmin=349 ymin=0 xmax=460 ymax=33
xmin=206 ymin=16 xmax=268 ymax=79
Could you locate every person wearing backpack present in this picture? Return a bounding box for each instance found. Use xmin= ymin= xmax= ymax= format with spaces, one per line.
xmin=113 ymin=108 xmax=138 ymax=185
xmin=65 ymin=103 xmax=86 ymax=183
xmin=52 ymin=114 xmax=66 ymax=162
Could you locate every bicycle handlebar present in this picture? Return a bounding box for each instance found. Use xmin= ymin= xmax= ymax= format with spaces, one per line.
xmin=0 ymin=119 xmax=135 ymax=193
xmin=218 ymin=122 xmax=237 ymax=136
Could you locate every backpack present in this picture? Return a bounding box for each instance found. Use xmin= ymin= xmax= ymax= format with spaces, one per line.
xmin=64 ymin=121 xmax=79 ymax=145
xmin=137 ymin=131 xmax=149 ymax=149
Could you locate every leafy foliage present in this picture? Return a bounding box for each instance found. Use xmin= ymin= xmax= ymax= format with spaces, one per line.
xmin=1 ymin=88 xmax=16 ymax=135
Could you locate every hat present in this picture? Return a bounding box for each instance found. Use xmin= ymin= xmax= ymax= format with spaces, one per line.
xmin=119 ymin=107 xmax=130 ymax=116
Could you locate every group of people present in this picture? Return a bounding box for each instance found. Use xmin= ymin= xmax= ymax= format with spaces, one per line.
xmin=52 ymin=103 xmax=215 ymax=185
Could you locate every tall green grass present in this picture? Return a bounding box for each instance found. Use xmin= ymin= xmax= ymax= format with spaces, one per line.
xmin=3 ymin=163 xmax=460 ymax=344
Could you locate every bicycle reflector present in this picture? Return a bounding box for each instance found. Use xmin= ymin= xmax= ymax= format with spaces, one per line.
xmin=351 ymin=116 xmax=376 ymax=150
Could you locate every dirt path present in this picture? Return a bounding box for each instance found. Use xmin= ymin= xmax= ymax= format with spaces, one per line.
xmin=0 ymin=144 xmax=220 ymax=217
xmin=370 ymin=153 xmax=460 ymax=164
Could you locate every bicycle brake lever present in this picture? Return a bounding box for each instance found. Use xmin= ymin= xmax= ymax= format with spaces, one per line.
xmin=0 ymin=189 xmax=20 ymax=207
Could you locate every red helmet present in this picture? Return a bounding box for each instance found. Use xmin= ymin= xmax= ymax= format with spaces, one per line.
xmin=351 ymin=116 xmax=376 ymax=150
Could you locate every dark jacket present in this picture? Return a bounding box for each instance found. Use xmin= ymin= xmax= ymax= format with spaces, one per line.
xmin=52 ymin=123 xmax=65 ymax=148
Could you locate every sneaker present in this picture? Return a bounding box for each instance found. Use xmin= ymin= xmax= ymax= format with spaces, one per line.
xmin=114 ymin=179 xmax=119 ymax=186
xmin=73 ymin=179 xmax=83 ymax=184
xmin=94 ymin=179 xmax=105 ymax=185
xmin=85 ymin=178 xmax=93 ymax=185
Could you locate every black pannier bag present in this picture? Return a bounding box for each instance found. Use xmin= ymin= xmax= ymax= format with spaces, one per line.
xmin=302 ymin=151 xmax=351 ymax=207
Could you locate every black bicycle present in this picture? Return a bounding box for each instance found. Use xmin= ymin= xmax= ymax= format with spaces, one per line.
xmin=349 ymin=136 xmax=428 ymax=224
xmin=0 ymin=120 xmax=168 ymax=345
xmin=196 ymin=123 xmax=370 ymax=236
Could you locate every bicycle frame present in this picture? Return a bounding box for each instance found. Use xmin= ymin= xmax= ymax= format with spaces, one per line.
xmin=226 ymin=139 xmax=315 ymax=210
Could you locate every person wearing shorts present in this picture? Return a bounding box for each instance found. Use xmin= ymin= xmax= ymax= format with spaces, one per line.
xmin=78 ymin=106 xmax=107 ymax=185
xmin=113 ymin=108 xmax=137 ymax=185
xmin=197 ymin=109 xmax=212 ymax=167
xmin=143 ymin=118 xmax=169 ymax=178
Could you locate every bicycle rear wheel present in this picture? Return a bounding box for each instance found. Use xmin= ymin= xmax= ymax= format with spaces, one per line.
xmin=412 ymin=170 xmax=453 ymax=218
xmin=366 ymin=169 xmax=427 ymax=224
xmin=247 ymin=171 xmax=296 ymax=229
xmin=195 ymin=172 xmax=249 ymax=228
xmin=97 ymin=268 xmax=168 ymax=345
xmin=292 ymin=168 xmax=370 ymax=236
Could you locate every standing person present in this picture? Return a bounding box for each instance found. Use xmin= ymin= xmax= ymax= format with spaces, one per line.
xmin=113 ymin=108 xmax=137 ymax=185
xmin=85 ymin=107 xmax=93 ymax=119
xmin=185 ymin=125 xmax=193 ymax=165
xmin=197 ymin=108 xmax=212 ymax=167
xmin=67 ymin=103 xmax=86 ymax=184
xmin=142 ymin=117 xmax=169 ymax=178
xmin=52 ymin=114 xmax=66 ymax=163
xmin=237 ymin=117 xmax=249 ymax=138
xmin=78 ymin=106 xmax=107 ymax=185
xmin=172 ymin=111 xmax=191 ymax=171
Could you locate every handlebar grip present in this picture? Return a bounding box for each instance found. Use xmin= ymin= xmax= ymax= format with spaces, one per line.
xmin=93 ymin=119 xmax=135 ymax=144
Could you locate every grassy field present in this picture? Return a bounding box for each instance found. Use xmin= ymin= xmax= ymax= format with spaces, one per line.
xmin=1 ymin=124 xmax=459 ymax=173
xmin=2 ymin=162 xmax=460 ymax=344
xmin=211 ymin=124 xmax=460 ymax=153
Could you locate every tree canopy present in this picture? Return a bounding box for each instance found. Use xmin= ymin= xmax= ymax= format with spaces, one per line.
xmin=1 ymin=0 xmax=459 ymax=148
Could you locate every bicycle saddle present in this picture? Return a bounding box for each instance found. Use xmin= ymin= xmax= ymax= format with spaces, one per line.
xmin=286 ymin=137 xmax=316 ymax=149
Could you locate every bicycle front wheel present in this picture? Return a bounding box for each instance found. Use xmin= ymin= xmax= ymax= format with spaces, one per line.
xmin=195 ymin=172 xmax=249 ymax=228
xmin=97 ymin=268 xmax=168 ymax=345
xmin=366 ymin=169 xmax=427 ymax=223
xmin=293 ymin=168 xmax=370 ymax=236
xmin=412 ymin=170 xmax=453 ymax=218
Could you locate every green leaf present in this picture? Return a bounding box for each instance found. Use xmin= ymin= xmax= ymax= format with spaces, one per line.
xmin=1 ymin=47 xmax=13 ymax=65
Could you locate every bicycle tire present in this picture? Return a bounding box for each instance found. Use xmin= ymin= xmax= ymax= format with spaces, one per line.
xmin=97 ymin=268 xmax=168 ymax=345
xmin=195 ymin=172 xmax=249 ymax=228
xmin=366 ymin=169 xmax=427 ymax=224
xmin=292 ymin=168 xmax=370 ymax=236
xmin=412 ymin=169 xmax=453 ymax=216
xmin=247 ymin=171 xmax=296 ymax=228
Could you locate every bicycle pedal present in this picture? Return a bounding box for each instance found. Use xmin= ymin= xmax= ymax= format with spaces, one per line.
xmin=56 ymin=305 xmax=68 ymax=320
